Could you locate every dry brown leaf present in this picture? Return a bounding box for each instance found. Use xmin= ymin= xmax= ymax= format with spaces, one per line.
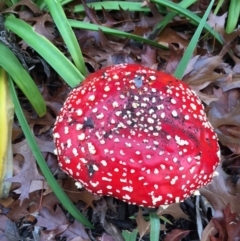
xmin=217 ymin=74 xmax=240 ymax=92
xmin=71 ymin=237 xmax=90 ymax=241
xmin=141 ymin=45 xmax=157 ymax=67
xmin=157 ymin=203 xmax=189 ymax=221
xmin=165 ymin=45 xmax=184 ymax=74
xmin=200 ymin=166 xmax=240 ymax=218
xmin=207 ymin=12 xmax=227 ymax=35
xmin=135 ymin=209 xmax=150 ymax=239
xmin=157 ymin=26 xmax=190 ymax=49
xmin=29 ymin=13 xmax=55 ymax=42
xmin=39 ymin=224 xmax=69 ymax=241
xmin=163 ymin=229 xmax=191 ymax=241
xmin=7 ymin=191 xmax=41 ymax=222
xmin=4 ymin=0 xmax=41 ymax=15
xmin=62 ymin=179 xmax=101 ymax=208
xmin=7 ymin=135 xmax=55 ymax=204
xmin=210 ymin=205 xmax=240 ymax=241
xmin=201 ymin=220 xmax=218 ymax=241
xmin=7 ymin=139 xmax=45 ymax=204
xmin=101 ymin=232 xmax=116 ymax=241
xmin=183 ymin=55 xmax=225 ymax=86
xmin=208 ymin=88 xmax=240 ymax=153
xmin=37 ymin=204 xmax=90 ymax=241
xmin=0 ymin=215 xmax=20 ymax=241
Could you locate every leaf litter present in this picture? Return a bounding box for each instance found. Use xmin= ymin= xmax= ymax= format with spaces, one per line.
xmin=1 ymin=1 xmax=240 ymax=240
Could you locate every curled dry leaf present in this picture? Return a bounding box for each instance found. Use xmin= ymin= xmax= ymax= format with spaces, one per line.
xmin=37 ymin=204 xmax=90 ymax=241
xmin=136 ymin=209 xmax=150 ymax=239
xmin=200 ymin=166 xmax=240 ymax=219
xmin=62 ymin=179 xmax=101 ymax=209
xmin=163 ymin=229 xmax=191 ymax=241
xmin=183 ymin=55 xmax=225 ymax=87
xmin=207 ymin=12 xmax=227 ymax=35
xmin=210 ymin=205 xmax=240 ymax=241
xmin=201 ymin=220 xmax=218 ymax=241
xmin=208 ymin=88 xmax=240 ymax=153
xmin=157 ymin=26 xmax=190 ymax=49
xmin=4 ymin=0 xmax=42 ymax=15
xmin=7 ymin=191 xmax=43 ymax=222
xmin=157 ymin=203 xmax=189 ymax=221
xmin=28 ymin=14 xmax=55 ymax=42
xmin=165 ymin=44 xmax=184 ymax=74
xmin=7 ymin=139 xmax=46 ymax=204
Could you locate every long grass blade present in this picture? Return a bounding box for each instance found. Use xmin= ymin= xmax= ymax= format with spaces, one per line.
xmin=73 ymin=1 xmax=150 ymax=12
xmin=68 ymin=19 xmax=167 ymax=49
xmin=44 ymin=0 xmax=87 ymax=75
xmin=5 ymin=16 xmax=85 ymax=88
xmin=174 ymin=0 xmax=215 ymax=78
xmin=150 ymin=0 xmax=223 ymax=44
xmin=0 ymin=42 xmax=46 ymax=117
xmin=9 ymin=78 xmax=94 ymax=228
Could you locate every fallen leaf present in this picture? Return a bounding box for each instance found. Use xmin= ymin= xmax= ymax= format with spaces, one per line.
xmin=201 ymin=220 xmax=218 ymax=241
xmin=163 ymin=229 xmax=191 ymax=241
xmin=136 ymin=209 xmax=150 ymax=239
xmin=157 ymin=203 xmax=189 ymax=221
xmin=200 ymin=166 xmax=240 ymax=218
xmin=210 ymin=205 xmax=240 ymax=241
xmin=7 ymin=139 xmax=45 ymax=204
xmin=207 ymin=12 xmax=227 ymax=35
xmin=37 ymin=204 xmax=90 ymax=241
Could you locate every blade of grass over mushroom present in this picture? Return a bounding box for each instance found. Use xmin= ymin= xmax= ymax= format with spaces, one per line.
xmin=9 ymin=78 xmax=94 ymax=229
xmin=0 ymin=43 xmax=46 ymax=117
xmin=4 ymin=16 xmax=84 ymax=88
xmin=68 ymin=20 xmax=167 ymax=49
xmin=225 ymin=0 xmax=240 ymax=34
xmin=150 ymin=213 xmax=160 ymax=241
xmin=122 ymin=229 xmax=138 ymax=241
xmin=0 ymin=68 xmax=13 ymax=198
xmin=73 ymin=1 xmax=150 ymax=12
xmin=174 ymin=0 xmax=215 ymax=79
xmin=149 ymin=0 xmax=197 ymax=39
xmin=44 ymin=0 xmax=87 ymax=75
xmin=150 ymin=0 xmax=223 ymax=45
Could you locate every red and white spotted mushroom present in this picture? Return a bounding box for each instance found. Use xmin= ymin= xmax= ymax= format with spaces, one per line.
xmin=53 ymin=64 xmax=220 ymax=207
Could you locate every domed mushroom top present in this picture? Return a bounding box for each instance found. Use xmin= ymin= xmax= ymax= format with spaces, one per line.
xmin=53 ymin=64 xmax=220 ymax=207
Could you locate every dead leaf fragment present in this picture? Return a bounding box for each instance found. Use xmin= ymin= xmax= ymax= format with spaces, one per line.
xmin=163 ymin=229 xmax=191 ymax=241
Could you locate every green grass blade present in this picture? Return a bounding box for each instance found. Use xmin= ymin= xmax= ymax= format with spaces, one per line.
xmin=68 ymin=19 xmax=167 ymax=49
xmin=214 ymin=0 xmax=224 ymax=14
xmin=5 ymin=16 xmax=84 ymax=88
xmin=149 ymin=0 xmax=197 ymax=39
xmin=44 ymin=0 xmax=87 ymax=75
xmin=9 ymin=78 xmax=94 ymax=228
xmin=73 ymin=1 xmax=150 ymax=12
xmin=174 ymin=0 xmax=215 ymax=79
xmin=122 ymin=229 xmax=138 ymax=241
xmin=0 ymin=43 xmax=46 ymax=117
xmin=150 ymin=0 xmax=223 ymax=44
xmin=150 ymin=213 xmax=160 ymax=241
xmin=225 ymin=0 xmax=240 ymax=34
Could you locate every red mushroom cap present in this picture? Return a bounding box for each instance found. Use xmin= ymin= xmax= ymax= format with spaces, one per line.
xmin=53 ymin=64 xmax=220 ymax=207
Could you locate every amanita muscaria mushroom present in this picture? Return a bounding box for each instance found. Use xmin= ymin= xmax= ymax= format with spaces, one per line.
xmin=53 ymin=64 xmax=220 ymax=207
